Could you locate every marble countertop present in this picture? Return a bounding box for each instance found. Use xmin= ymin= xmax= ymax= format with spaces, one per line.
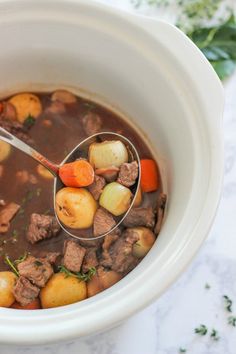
xmin=1 ymin=1 xmax=236 ymax=353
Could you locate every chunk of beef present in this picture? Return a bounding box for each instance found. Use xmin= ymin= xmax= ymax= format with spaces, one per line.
xmin=0 ymin=202 xmax=20 ymax=233
xmin=82 ymin=112 xmax=102 ymax=136
xmin=27 ymin=213 xmax=60 ymax=244
xmin=0 ymin=118 xmax=34 ymax=145
xmin=93 ymin=208 xmax=116 ymax=237
xmin=117 ymin=161 xmax=138 ymax=187
xmin=63 ymin=240 xmax=86 ymax=272
xmin=16 ymin=170 xmax=38 ymax=184
xmin=13 ymin=276 xmax=40 ymax=307
xmin=101 ymin=229 xmax=139 ymax=273
xmin=88 ymin=174 xmax=106 ymax=200
xmin=18 ymin=255 xmax=53 ymax=287
xmin=38 ymin=251 xmax=61 ymax=265
xmin=122 ymin=206 xmax=155 ymax=228
xmin=0 ymin=102 xmax=17 ymax=121
xmin=154 ymin=193 xmax=167 ymax=235
xmin=102 ymin=231 xmax=120 ymax=252
xmin=95 ymin=166 xmax=119 ymax=182
xmin=101 ymin=230 xmax=120 ymax=268
xmin=82 ymin=248 xmax=98 ymax=273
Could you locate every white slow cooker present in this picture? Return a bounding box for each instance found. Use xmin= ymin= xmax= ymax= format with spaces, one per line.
xmin=0 ymin=0 xmax=224 ymax=345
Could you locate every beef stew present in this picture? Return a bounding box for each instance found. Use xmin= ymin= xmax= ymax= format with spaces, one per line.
xmin=0 ymin=90 xmax=166 ymax=309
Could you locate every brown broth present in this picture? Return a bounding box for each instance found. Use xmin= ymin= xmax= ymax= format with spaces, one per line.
xmin=0 ymin=92 xmax=159 ymax=270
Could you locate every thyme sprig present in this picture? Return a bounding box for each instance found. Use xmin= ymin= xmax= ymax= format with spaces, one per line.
xmin=4 ymin=255 xmax=19 ymax=276
xmin=58 ymin=265 xmax=96 ymax=282
xmin=194 ymin=324 xmax=208 ymax=336
xmin=223 ymin=295 xmax=233 ymax=312
xmin=210 ymin=329 xmax=220 ymax=341
xmin=228 ymin=316 xmax=236 ymax=327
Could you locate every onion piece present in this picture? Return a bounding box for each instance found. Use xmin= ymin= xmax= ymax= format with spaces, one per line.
xmin=89 ymin=140 xmax=128 ymax=169
xmin=99 ymin=182 xmax=132 ymax=216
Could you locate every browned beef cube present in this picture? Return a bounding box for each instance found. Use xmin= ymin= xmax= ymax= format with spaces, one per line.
xmin=88 ymin=174 xmax=106 ymax=200
xmin=82 ymin=248 xmax=98 ymax=273
xmin=93 ymin=208 xmax=116 ymax=237
xmin=18 ymin=256 xmax=53 ymax=287
xmin=101 ymin=230 xmax=120 ymax=268
xmin=27 ymin=213 xmax=60 ymax=244
xmin=82 ymin=112 xmax=102 ymax=136
xmin=101 ymin=229 xmax=139 ymax=273
xmin=63 ymin=240 xmax=86 ymax=272
xmin=154 ymin=193 xmax=167 ymax=235
xmin=0 ymin=117 xmax=34 ymax=145
xmin=117 ymin=161 xmax=138 ymax=187
xmin=13 ymin=276 xmax=40 ymax=306
xmin=39 ymin=252 xmax=61 ymax=265
xmin=122 ymin=206 xmax=155 ymax=228
xmin=0 ymin=202 xmax=20 ymax=233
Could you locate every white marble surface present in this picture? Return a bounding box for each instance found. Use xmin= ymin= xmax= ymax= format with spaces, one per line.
xmin=1 ymin=1 xmax=236 ymax=353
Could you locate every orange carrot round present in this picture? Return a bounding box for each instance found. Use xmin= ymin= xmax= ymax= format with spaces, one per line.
xmin=11 ymin=298 xmax=41 ymax=310
xmin=59 ymin=160 xmax=94 ymax=188
xmin=140 ymin=159 xmax=159 ymax=192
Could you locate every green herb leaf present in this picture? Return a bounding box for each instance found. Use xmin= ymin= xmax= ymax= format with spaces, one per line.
xmin=34 ymin=260 xmax=43 ymax=267
xmin=179 ymin=348 xmax=187 ymax=353
xmin=223 ymin=295 xmax=233 ymax=312
xmin=23 ymin=114 xmax=36 ymax=129
xmin=194 ymin=324 xmax=208 ymax=335
xmin=228 ymin=316 xmax=236 ymax=327
xmin=210 ymin=329 xmax=220 ymax=341
xmin=14 ymin=252 xmax=29 ymax=265
xmin=205 ymin=283 xmax=211 ymax=289
xmin=58 ymin=265 xmax=96 ymax=282
xmin=187 ymin=14 xmax=236 ymax=80
xmin=4 ymin=255 xmax=19 ymax=276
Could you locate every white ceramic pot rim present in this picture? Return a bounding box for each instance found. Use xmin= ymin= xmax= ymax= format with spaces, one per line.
xmin=0 ymin=0 xmax=224 ymax=345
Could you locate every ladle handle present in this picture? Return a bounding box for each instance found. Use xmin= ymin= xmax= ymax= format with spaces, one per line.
xmin=0 ymin=127 xmax=59 ymax=176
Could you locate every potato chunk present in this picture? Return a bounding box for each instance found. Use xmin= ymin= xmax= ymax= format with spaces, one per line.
xmin=87 ymin=268 xmax=121 ymax=297
xmin=0 ymin=141 xmax=11 ymax=162
xmin=40 ymin=273 xmax=87 ymax=308
xmin=0 ymin=271 xmax=17 ymax=307
xmin=37 ymin=164 xmax=54 ymax=180
xmin=9 ymin=93 xmax=42 ymax=123
xmin=55 ymin=187 xmax=97 ymax=229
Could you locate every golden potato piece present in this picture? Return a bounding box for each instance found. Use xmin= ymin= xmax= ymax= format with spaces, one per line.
xmin=0 ymin=141 xmax=11 ymax=162
xmin=37 ymin=164 xmax=54 ymax=180
xmin=0 ymin=271 xmax=17 ymax=307
xmin=51 ymin=90 xmax=77 ymax=104
xmin=132 ymin=227 xmax=156 ymax=258
xmin=56 ymin=187 xmax=97 ymax=229
xmin=40 ymin=273 xmax=87 ymax=308
xmin=87 ymin=268 xmax=121 ymax=297
xmin=9 ymin=93 xmax=42 ymax=123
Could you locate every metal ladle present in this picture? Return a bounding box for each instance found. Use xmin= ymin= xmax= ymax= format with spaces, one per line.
xmin=0 ymin=128 xmax=140 ymax=240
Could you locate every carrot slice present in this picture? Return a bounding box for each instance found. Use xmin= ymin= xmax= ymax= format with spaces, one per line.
xmin=59 ymin=160 xmax=94 ymax=188
xmin=11 ymin=298 xmax=41 ymax=310
xmin=140 ymin=159 xmax=159 ymax=192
